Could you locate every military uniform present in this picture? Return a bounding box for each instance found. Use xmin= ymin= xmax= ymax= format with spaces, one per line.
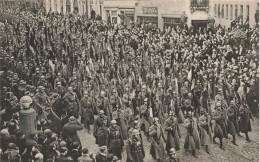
xmin=165 ymin=117 xmax=181 ymax=152
xmin=34 ymin=91 xmax=51 ymax=120
xmin=199 ymin=114 xmax=212 ymax=147
xmin=184 ymin=117 xmax=201 ymax=151
xmin=107 ymin=125 xmax=124 ymax=159
xmin=149 ymin=124 xmax=166 ymax=161
xmin=93 ymin=116 xmax=109 ymax=146
xmin=126 ymin=136 xmax=145 ymax=162
xmin=80 ymin=97 xmax=94 ymax=130
xmin=62 ymin=121 xmax=83 ymax=148
xmin=64 ymin=91 xmax=81 ymax=118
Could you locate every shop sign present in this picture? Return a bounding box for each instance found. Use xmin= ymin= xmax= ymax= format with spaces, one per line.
xmin=143 ymin=7 xmax=158 ymax=14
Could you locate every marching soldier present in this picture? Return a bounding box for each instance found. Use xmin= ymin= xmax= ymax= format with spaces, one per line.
xmin=239 ymin=104 xmax=253 ymax=142
xmin=93 ymin=110 xmax=109 ymax=147
xmin=149 ymin=117 xmax=166 ymax=161
xmin=198 ymin=110 xmax=212 ymax=153
xmin=126 ymin=129 xmax=145 ymax=162
xmin=212 ymin=102 xmax=226 ymax=150
xmin=54 ymin=82 xmax=66 ymax=97
xmin=54 ymin=72 xmax=67 ymax=89
xmin=184 ymin=111 xmax=201 ymax=158
xmin=62 ymin=116 xmax=83 ymax=150
xmin=63 ymin=87 xmax=81 ymax=118
xmin=165 ymin=111 xmax=181 ymax=153
xmin=79 ymin=92 xmax=94 ymax=133
xmin=227 ymin=100 xmax=238 ymax=145
xmin=33 ymin=86 xmax=51 ymax=120
xmin=107 ymin=120 xmax=124 ymax=160
xmin=165 ymin=148 xmax=180 ymax=162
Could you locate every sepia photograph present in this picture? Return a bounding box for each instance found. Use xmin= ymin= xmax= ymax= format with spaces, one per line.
xmin=0 ymin=0 xmax=259 ymax=161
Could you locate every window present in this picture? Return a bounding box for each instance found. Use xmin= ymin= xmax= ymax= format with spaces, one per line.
xmin=214 ymin=4 xmax=217 ymax=17
xmin=111 ymin=11 xmax=117 ymax=16
xmin=246 ymin=5 xmax=249 ymax=21
xmin=222 ymin=4 xmax=224 ymax=18
xmin=89 ymin=0 xmax=93 ymax=4
xmin=218 ymin=4 xmax=220 ymax=18
xmin=240 ymin=5 xmax=243 ymax=15
xmin=230 ymin=5 xmax=233 ymax=20
xmin=235 ymin=5 xmax=238 ymax=19
xmin=226 ymin=5 xmax=228 ymax=19
xmin=240 ymin=5 xmax=243 ymax=20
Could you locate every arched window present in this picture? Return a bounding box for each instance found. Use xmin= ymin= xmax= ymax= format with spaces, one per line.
xmin=60 ymin=0 xmax=63 ymax=12
xmin=66 ymin=0 xmax=70 ymax=13
xmin=74 ymin=0 xmax=78 ymax=13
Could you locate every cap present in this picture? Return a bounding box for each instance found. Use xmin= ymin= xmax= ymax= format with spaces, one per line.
xmin=153 ymin=117 xmax=159 ymax=122
xmin=44 ymin=129 xmax=52 ymax=135
xmin=8 ymin=143 xmax=17 ymax=149
xmin=132 ymin=129 xmax=140 ymax=135
xmin=216 ymin=102 xmax=221 ymax=107
xmin=99 ymin=110 xmax=105 ymax=115
xmin=1 ymin=129 xmax=9 ymax=135
xmin=100 ymin=145 xmax=107 ymax=152
xmin=111 ymin=120 xmax=117 ymax=124
xmin=38 ymin=86 xmax=45 ymax=90
xmin=20 ymin=95 xmax=32 ymax=108
xmin=69 ymin=116 xmax=76 ymax=122
xmin=169 ymin=148 xmax=177 ymax=154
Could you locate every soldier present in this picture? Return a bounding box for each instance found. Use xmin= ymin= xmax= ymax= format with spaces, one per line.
xmin=183 ymin=111 xmax=200 ymax=158
xmin=149 ymin=117 xmax=166 ymax=161
xmin=33 ymin=86 xmax=51 ymax=120
xmin=54 ymin=82 xmax=66 ymax=97
xmin=212 ymin=102 xmax=226 ymax=150
xmin=165 ymin=111 xmax=181 ymax=153
xmin=18 ymin=80 xmax=26 ymax=99
xmin=165 ymin=148 xmax=180 ymax=162
xmin=93 ymin=110 xmax=109 ymax=147
xmin=126 ymin=129 xmax=145 ymax=162
xmin=79 ymin=93 xmax=94 ymax=133
xmin=70 ymin=75 xmax=82 ymax=100
xmin=239 ymin=104 xmax=253 ymax=142
xmin=62 ymin=116 xmax=83 ymax=151
xmin=64 ymin=87 xmax=81 ymax=118
xmin=107 ymin=120 xmax=124 ymax=160
xmin=198 ymin=110 xmax=212 ymax=154
xmin=227 ymin=100 xmax=239 ymax=145
xmin=54 ymin=72 xmax=67 ymax=89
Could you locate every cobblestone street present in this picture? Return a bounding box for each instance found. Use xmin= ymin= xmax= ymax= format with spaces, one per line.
xmin=78 ymin=117 xmax=259 ymax=162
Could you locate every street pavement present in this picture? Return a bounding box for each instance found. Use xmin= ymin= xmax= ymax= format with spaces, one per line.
xmin=78 ymin=117 xmax=259 ymax=162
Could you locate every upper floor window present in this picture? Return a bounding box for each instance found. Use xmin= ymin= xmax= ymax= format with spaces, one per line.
xmin=230 ymin=5 xmax=233 ymax=20
xmin=226 ymin=5 xmax=228 ymax=19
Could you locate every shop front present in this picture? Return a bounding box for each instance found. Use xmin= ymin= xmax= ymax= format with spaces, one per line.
xmin=162 ymin=14 xmax=182 ymax=28
xmin=136 ymin=7 xmax=158 ymax=27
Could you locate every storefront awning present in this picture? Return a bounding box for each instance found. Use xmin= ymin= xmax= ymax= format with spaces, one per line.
xmin=162 ymin=14 xmax=182 ymax=18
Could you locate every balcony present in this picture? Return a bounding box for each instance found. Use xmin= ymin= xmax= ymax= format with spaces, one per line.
xmin=190 ymin=0 xmax=209 ymax=13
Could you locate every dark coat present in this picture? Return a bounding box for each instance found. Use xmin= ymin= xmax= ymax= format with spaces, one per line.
xmin=126 ymin=137 xmax=145 ymax=162
xmin=62 ymin=121 xmax=83 ymax=147
xmin=164 ymin=117 xmax=181 ymax=152
xmin=107 ymin=125 xmax=124 ymax=159
xmin=239 ymin=108 xmax=252 ymax=133
xmin=95 ymin=153 xmax=107 ymax=162
xmin=183 ymin=118 xmax=201 ymax=150
xmin=149 ymin=124 xmax=166 ymax=161
xmin=93 ymin=116 xmax=109 ymax=146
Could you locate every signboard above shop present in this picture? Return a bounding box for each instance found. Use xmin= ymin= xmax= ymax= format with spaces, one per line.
xmin=142 ymin=7 xmax=158 ymax=14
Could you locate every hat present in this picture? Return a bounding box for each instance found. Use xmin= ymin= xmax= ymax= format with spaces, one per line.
xmin=169 ymin=148 xmax=177 ymax=154
xmin=99 ymin=110 xmax=105 ymax=115
xmin=216 ymin=102 xmax=221 ymax=107
xmin=38 ymin=86 xmax=45 ymax=90
xmin=20 ymin=95 xmax=32 ymax=108
xmin=1 ymin=129 xmax=9 ymax=135
xmin=100 ymin=146 xmax=107 ymax=152
xmin=111 ymin=120 xmax=117 ymax=124
xmin=59 ymin=141 xmax=67 ymax=147
xmin=8 ymin=143 xmax=17 ymax=149
xmin=69 ymin=116 xmax=76 ymax=122
xmin=153 ymin=117 xmax=159 ymax=122
xmin=44 ymin=129 xmax=52 ymax=135
xmin=132 ymin=129 xmax=140 ymax=135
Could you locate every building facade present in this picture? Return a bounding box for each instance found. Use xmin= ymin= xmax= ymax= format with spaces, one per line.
xmin=45 ymin=0 xmax=88 ymax=15
xmin=210 ymin=0 xmax=259 ymax=28
xmin=102 ymin=0 xmax=211 ymax=29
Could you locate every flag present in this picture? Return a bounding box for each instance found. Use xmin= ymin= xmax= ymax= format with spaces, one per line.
xmin=49 ymin=59 xmax=55 ymax=71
